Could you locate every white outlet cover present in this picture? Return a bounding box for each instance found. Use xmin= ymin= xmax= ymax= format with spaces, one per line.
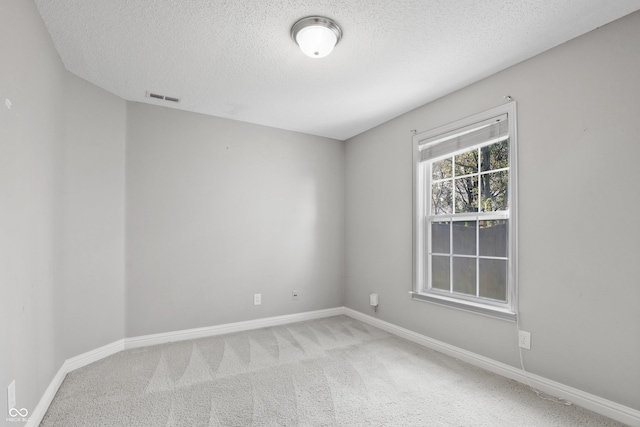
xmin=8 ymin=380 xmax=16 ymax=410
xmin=518 ymin=330 xmax=531 ymax=350
xmin=370 ymin=293 xmax=379 ymax=306
xmin=253 ymin=294 xmax=261 ymax=305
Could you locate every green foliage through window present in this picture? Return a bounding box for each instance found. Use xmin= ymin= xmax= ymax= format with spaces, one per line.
xmin=431 ymin=140 xmax=508 ymax=216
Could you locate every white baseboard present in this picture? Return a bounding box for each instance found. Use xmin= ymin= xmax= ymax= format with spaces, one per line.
xmin=64 ymin=339 xmax=125 ymax=372
xmin=27 ymin=339 xmax=125 ymax=427
xmin=343 ymin=308 xmax=640 ymax=427
xmin=25 ymin=365 xmax=66 ymax=427
xmin=26 ymin=307 xmax=344 ymax=426
xmin=124 ymin=307 xmax=345 ymax=350
xmin=27 ymin=306 xmax=639 ymax=427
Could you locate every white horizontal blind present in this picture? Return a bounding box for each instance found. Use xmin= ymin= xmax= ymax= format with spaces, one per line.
xmin=418 ymin=114 xmax=508 ymax=162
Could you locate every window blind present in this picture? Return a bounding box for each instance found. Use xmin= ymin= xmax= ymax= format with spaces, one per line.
xmin=418 ymin=114 xmax=508 ymax=162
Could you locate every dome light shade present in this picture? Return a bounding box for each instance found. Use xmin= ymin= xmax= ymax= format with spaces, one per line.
xmin=291 ymin=16 xmax=342 ymax=58
xmin=295 ymin=25 xmax=337 ymax=58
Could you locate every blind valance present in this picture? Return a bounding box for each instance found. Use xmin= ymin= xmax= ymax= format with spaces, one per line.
xmin=417 ymin=113 xmax=508 ymax=162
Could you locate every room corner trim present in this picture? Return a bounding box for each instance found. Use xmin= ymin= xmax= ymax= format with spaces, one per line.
xmin=27 ymin=339 xmax=125 ymax=427
xmin=343 ymin=307 xmax=640 ymax=427
xmin=25 ymin=365 xmax=66 ymax=427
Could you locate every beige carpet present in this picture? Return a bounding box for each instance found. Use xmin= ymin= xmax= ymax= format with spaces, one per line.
xmin=41 ymin=315 xmax=626 ymax=426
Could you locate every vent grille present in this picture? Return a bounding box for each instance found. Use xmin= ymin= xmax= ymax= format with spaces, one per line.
xmin=146 ymin=91 xmax=180 ymax=103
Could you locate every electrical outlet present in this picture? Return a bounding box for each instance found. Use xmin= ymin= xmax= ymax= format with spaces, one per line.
xmin=519 ymin=330 xmax=531 ymax=350
xmin=292 ymin=291 xmax=299 ymax=300
xmin=253 ymin=293 xmax=261 ymax=305
xmin=370 ymin=293 xmax=378 ymax=306
xmin=8 ymin=380 xmax=16 ymax=411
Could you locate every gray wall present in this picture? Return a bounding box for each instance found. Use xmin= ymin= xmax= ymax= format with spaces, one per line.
xmin=0 ymin=0 xmax=63 ymax=419
xmin=3 ymin=0 xmax=638 ymax=419
xmin=57 ymin=73 xmax=126 ymax=361
xmin=345 ymin=11 xmax=640 ymax=410
xmin=0 ymin=1 xmax=126 ymax=420
xmin=125 ymin=103 xmax=344 ymax=337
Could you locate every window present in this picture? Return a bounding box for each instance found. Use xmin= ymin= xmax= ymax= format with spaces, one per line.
xmin=412 ymin=103 xmax=517 ymax=320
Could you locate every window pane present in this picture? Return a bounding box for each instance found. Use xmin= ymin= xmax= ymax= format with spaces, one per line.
xmin=431 ymin=180 xmax=453 ymax=214
xmin=452 ymin=257 xmax=476 ymax=295
xmin=432 ymin=158 xmax=452 ymax=180
xmin=454 ymin=150 xmax=478 ymax=177
xmin=479 ymin=258 xmax=507 ymax=301
xmin=431 ymin=222 xmax=450 ymax=254
xmin=454 ymin=176 xmax=478 ymax=213
xmin=479 ymin=220 xmax=508 ymax=257
xmin=452 ymin=221 xmax=476 ymax=255
xmin=480 ymin=140 xmax=509 ymax=172
xmin=431 ymin=255 xmax=450 ymax=291
xmin=480 ymin=171 xmax=508 ymax=211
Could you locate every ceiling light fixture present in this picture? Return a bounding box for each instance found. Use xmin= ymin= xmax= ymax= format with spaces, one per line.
xmin=291 ymin=16 xmax=342 ymax=59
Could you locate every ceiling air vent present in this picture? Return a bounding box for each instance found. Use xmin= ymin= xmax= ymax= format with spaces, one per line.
xmin=146 ymin=91 xmax=180 ymax=103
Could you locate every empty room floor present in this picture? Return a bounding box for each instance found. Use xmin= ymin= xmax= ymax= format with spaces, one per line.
xmin=42 ymin=316 xmax=626 ymax=426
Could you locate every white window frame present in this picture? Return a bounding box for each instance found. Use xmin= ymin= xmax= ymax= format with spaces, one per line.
xmin=412 ymin=102 xmax=517 ymax=321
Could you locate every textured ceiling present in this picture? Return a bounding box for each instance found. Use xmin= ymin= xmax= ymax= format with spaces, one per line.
xmin=35 ymin=0 xmax=640 ymax=140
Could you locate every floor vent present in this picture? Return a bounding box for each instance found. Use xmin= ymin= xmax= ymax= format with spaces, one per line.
xmin=146 ymin=91 xmax=180 ymax=103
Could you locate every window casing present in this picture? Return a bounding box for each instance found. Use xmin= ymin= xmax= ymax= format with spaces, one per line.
xmin=412 ymin=103 xmax=517 ymax=320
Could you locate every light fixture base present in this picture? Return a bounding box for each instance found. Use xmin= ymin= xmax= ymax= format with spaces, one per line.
xmin=291 ymin=16 xmax=343 ymax=58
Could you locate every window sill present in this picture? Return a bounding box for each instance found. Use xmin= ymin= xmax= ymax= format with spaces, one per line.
xmin=410 ymin=291 xmax=516 ymax=322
